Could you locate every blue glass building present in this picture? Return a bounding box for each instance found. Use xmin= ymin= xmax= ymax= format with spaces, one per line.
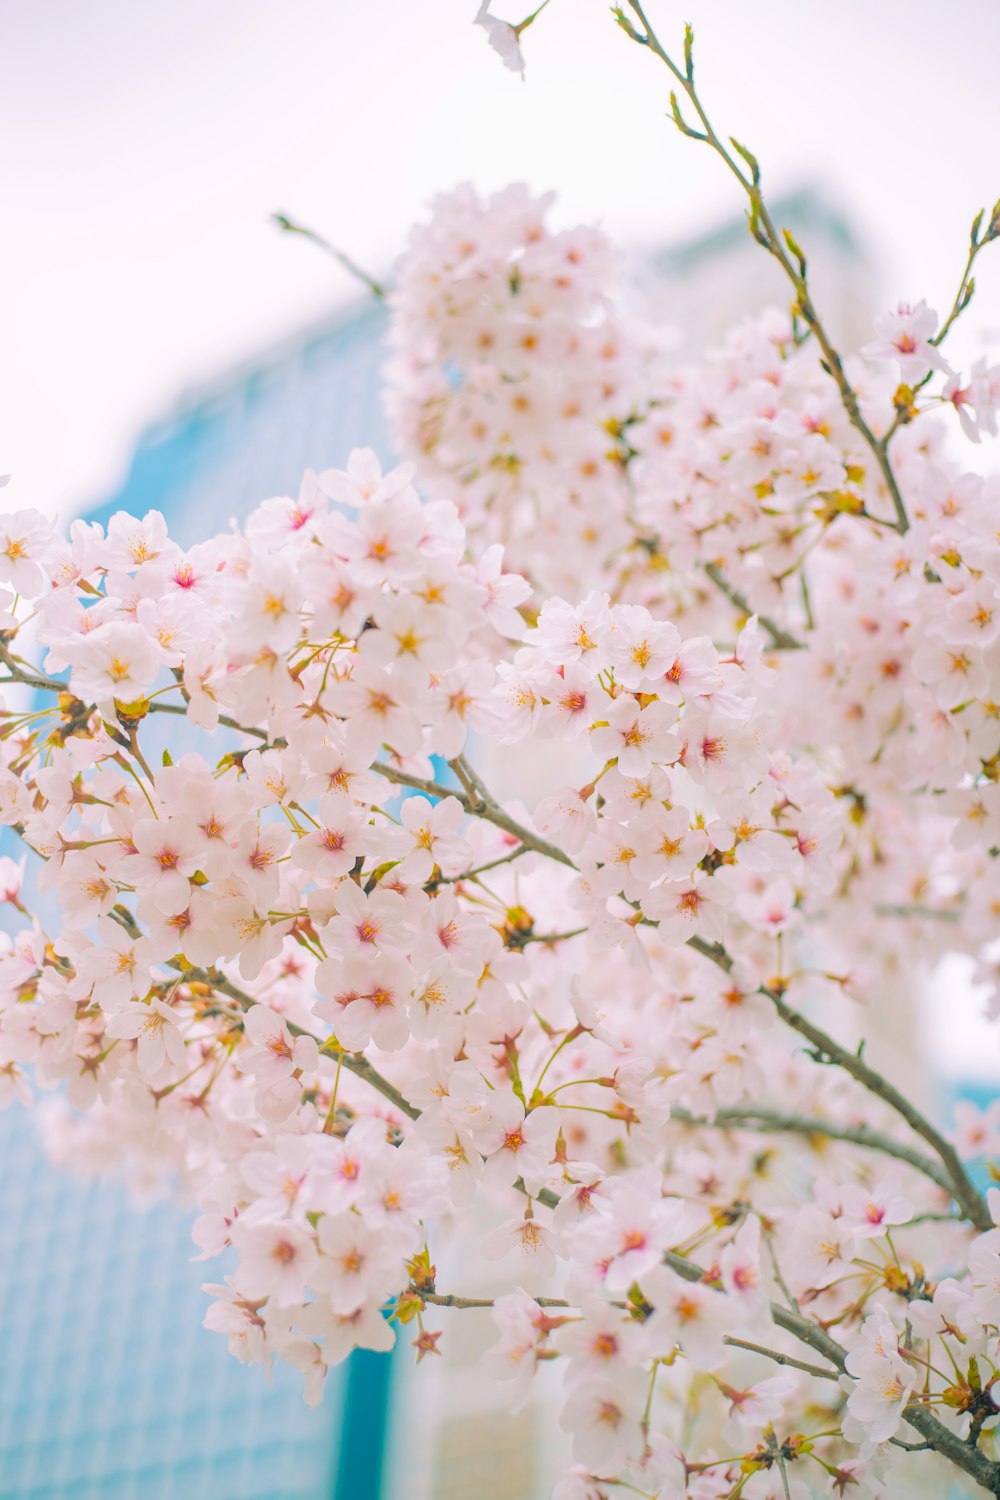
xmin=0 ymin=294 xmax=397 ymax=1500
xmin=86 ymin=299 xmax=390 ymax=543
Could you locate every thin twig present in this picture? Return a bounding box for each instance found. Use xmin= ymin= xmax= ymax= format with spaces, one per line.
xmin=167 ymin=955 xmax=422 ymax=1121
xmin=0 ymin=649 xmax=272 ymax=750
xmin=670 ymin=1105 xmax=956 ymax=1202
xmin=721 ymin=1336 xmax=836 ymax=1382
xmin=376 ymin=745 xmax=990 ymax=1233
xmin=272 ymin=213 xmax=387 ymax=300
xmin=660 ymin=1245 xmax=999 ymax=1489
xmin=619 ymin=2 xmax=909 ymax=534
xmin=147 ymin=700 xmax=270 ymax=741
xmin=373 ymin=759 xmax=577 ymax=870
xmin=685 ymin=935 xmax=991 ymax=1233
xmin=429 ymin=845 xmax=532 ymax=887
xmin=421 ymin=1291 xmax=571 ymax=1310
xmin=703 ymin=562 xmax=804 ymax=650
xmin=875 ymin=903 xmax=958 ymax=923
xmin=0 ymin=640 xmax=68 ymax=693
xmin=522 ymin=926 xmax=587 ymax=946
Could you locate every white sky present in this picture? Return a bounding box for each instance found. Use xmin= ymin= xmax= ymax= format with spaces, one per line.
xmin=3 ymin=0 xmax=1000 ymax=517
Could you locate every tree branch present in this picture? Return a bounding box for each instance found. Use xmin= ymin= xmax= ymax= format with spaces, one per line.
xmin=685 ymin=935 xmax=991 ymax=1233
xmin=619 ymin=2 xmax=909 ymax=534
xmin=720 ymin=1335 xmax=838 ymax=1382
xmin=421 ymin=1291 xmax=571 ymax=1310
xmin=373 ymin=758 xmax=577 ymax=870
xmin=670 ymin=1105 xmax=957 ymax=1202
xmin=0 ymin=644 xmax=270 ymax=746
xmin=272 ymin=213 xmax=387 ymax=300
xmin=424 ymin=1236 xmax=1000 ymax=1490
xmin=703 ymin=562 xmax=804 ymax=650
xmin=428 ymin=844 xmax=531 ymax=887
xmin=0 ymin=639 xmax=69 ymax=693
xmin=167 ymin=955 xmax=422 ymax=1121
xmin=147 ymin=699 xmax=270 ymax=740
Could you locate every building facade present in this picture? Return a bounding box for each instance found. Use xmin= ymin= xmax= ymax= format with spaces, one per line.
xmin=0 ymin=297 xmax=395 ymax=1500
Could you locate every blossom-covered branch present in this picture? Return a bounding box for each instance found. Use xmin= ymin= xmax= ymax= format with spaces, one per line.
xmin=0 ymin=7 xmax=998 ymax=1492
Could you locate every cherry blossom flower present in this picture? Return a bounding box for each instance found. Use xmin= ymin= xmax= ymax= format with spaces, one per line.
xmin=68 ymin=620 xmax=164 ymax=703
xmin=474 ymin=1094 xmax=560 ymax=1193
xmin=953 ymin=1098 xmax=1000 ymax=1160
xmin=642 ymin=1265 xmax=734 ymax=1371
xmin=234 ymin=1005 xmax=319 ymax=1119
xmin=0 ymin=509 xmax=55 ymax=596
xmin=229 ymin=1221 xmax=318 ymax=1308
xmin=589 ymin=696 xmax=677 ymax=779
xmin=104 ymin=998 xmax=186 ymax=1075
xmin=474 ymin=3 xmax=526 ymax=78
xmin=382 ymin=794 xmax=468 ymax=885
xmin=840 ymin=1174 xmax=914 ymax=1242
xmin=314 ymin=954 xmax=412 ymax=1051
xmin=481 ymin=1212 xmax=559 ymax=1277
xmin=843 ymin=1308 xmax=913 ymax=1445
xmin=125 ymin=816 xmax=201 ymax=915
xmin=482 ymin=1290 xmax=555 ymax=1405
xmin=559 ymin=1373 xmax=648 ymax=1474
xmin=863 ymin=300 xmax=946 ymax=384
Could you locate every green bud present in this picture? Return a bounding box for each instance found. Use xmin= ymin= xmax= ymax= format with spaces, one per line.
xmin=730 ymin=137 xmax=761 ymax=186
xmin=683 ymin=22 xmax=695 ymax=79
xmin=782 ymin=227 xmax=807 ymax=275
xmin=745 ymin=203 xmax=768 ymax=249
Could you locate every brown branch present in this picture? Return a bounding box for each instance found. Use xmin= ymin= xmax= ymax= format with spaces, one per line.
xmin=146 ymin=699 xmax=269 ymax=741
xmin=522 ymin=927 xmax=587 ymax=946
xmin=670 ymin=1105 xmax=956 ymax=1201
xmin=373 ymin=758 xmax=577 ymax=870
xmin=665 ymin=1247 xmax=996 ymax=1489
xmin=272 ymin=213 xmax=387 ymax=300
xmin=421 ymin=1291 xmax=572 ymax=1310
xmin=901 ymin=1407 xmax=1000 ymax=1494
xmin=0 ymin=645 xmax=270 ymax=750
xmin=373 ymin=763 xmax=463 ymax=803
xmin=721 ymin=1335 xmax=837 ymax=1382
xmin=662 ymin=1249 xmax=847 ymax=1371
xmin=420 ymin=1260 xmax=998 ymax=1481
xmin=159 ymin=951 xmax=422 ymax=1122
xmin=685 ymin=935 xmax=991 ymax=1233
xmin=428 ymin=845 xmax=531 ymax=887
xmin=424 ymin=1236 xmax=1000 ymax=1489
xmin=703 ymin=562 xmax=804 ymax=650
xmin=0 ymin=640 xmax=69 ymax=693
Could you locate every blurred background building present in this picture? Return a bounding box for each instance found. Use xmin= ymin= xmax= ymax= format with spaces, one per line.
xmin=0 ymin=190 xmax=979 ymax=1500
xmin=0 ymin=300 xmax=396 ymax=1500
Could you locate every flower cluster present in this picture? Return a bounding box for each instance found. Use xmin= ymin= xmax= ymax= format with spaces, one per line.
xmin=382 ymin=179 xmax=1000 ymax=1494
xmin=4 ymin=101 xmax=1000 ymax=1500
xmin=385 ymin=183 xmax=660 ymax=599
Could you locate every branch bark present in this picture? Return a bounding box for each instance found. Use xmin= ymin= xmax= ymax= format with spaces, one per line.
xmin=619 ymin=2 xmax=909 ymax=534
xmin=703 ymin=562 xmax=804 ymax=650
xmin=167 ymin=955 xmax=422 ymax=1121
xmin=686 ymin=936 xmax=991 ymax=1233
xmin=670 ymin=1105 xmax=957 ymax=1203
xmin=373 ymin=758 xmax=577 ymax=869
